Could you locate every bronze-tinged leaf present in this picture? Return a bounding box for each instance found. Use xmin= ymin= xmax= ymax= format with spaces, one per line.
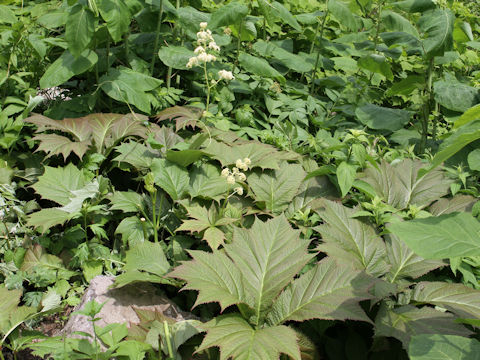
xmin=154 ymin=106 xmax=202 ymax=131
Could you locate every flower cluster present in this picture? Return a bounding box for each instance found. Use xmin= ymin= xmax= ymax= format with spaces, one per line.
xmin=221 ymin=158 xmax=251 ymax=195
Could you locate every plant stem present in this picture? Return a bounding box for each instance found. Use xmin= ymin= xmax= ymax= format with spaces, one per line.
xmin=163 ymin=321 xmax=174 ymax=359
xmin=203 ymin=62 xmax=211 ymax=113
xmin=152 ymin=190 xmax=158 ymax=243
xmin=150 ymin=0 xmax=164 ymax=76
xmin=419 ymin=57 xmax=434 ymax=153
xmin=309 ymin=9 xmax=329 ymax=95
xmin=232 ymin=20 xmax=244 ymax=74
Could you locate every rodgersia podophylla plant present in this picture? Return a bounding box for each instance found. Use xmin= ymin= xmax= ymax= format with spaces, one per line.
xmin=221 ymin=158 xmax=251 ymax=197
xmin=186 ymin=22 xmax=234 ymax=114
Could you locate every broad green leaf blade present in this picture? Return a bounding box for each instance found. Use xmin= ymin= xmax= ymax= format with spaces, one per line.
xmin=0 ymin=5 xmax=17 ymax=24
xmin=315 ymin=200 xmax=388 ymax=277
xmin=158 ymin=46 xmax=195 ymax=70
xmin=32 ymin=134 xmax=90 ymax=161
xmin=357 ymin=54 xmax=393 ymax=81
xmin=388 ymin=213 xmax=480 ymax=259
xmin=225 ymin=215 xmax=314 ymax=324
xmin=109 ymin=191 xmax=144 ymax=213
xmin=421 ymin=120 xmax=480 ymax=176
xmin=239 ymin=53 xmax=285 ymax=83
xmin=188 ymin=163 xmax=229 ymax=201
xmin=151 ymin=159 xmax=189 ymax=200
xmin=468 ymin=149 xmax=480 ymax=171
xmin=65 ymin=4 xmax=96 ymax=57
xmin=166 ymin=149 xmax=206 ymax=167
xmin=390 ymin=0 xmax=436 ymax=13
xmin=381 ymin=10 xmax=419 ymax=37
xmin=328 ymin=0 xmax=360 ymax=32
xmin=0 ymin=286 xmax=22 ymax=331
xmin=355 ymin=104 xmax=411 ymax=132
xmin=248 ymin=162 xmax=305 ymax=213
xmin=336 ymin=161 xmax=356 ymax=197
xmin=434 ymin=80 xmax=480 ymax=113
xmin=209 ymin=1 xmax=248 ymax=28
xmin=454 ymin=104 xmax=480 ymax=129
xmin=413 ymin=282 xmax=480 ymax=319
xmin=409 ymin=334 xmax=480 ymax=360
xmin=252 ymin=40 xmax=312 ymax=73
xmin=419 ymin=9 xmax=454 ymax=58
xmin=257 ymin=0 xmax=301 ymax=31
xmin=39 ymin=50 xmax=98 ymax=89
xmin=27 ymin=208 xmax=73 ymax=232
xmin=197 ymin=314 xmax=301 ymax=360
xmin=375 ymin=305 xmax=472 ymax=348
xmin=267 ymin=257 xmax=373 ymax=326
xmin=97 ymin=0 xmax=131 ymax=42
xmin=430 ymin=195 xmax=477 ymax=216
xmin=31 ymin=164 xmax=91 ymax=206
xmin=169 ymin=250 xmax=247 ymax=311
xmin=360 ymin=160 xmax=451 ymax=209
xmin=115 ymin=216 xmax=153 ymax=245
xmin=122 ymin=242 xmax=170 ymax=276
xmin=113 ymin=142 xmax=157 ymax=170
xmin=384 ymin=234 xmax=444 ymax=283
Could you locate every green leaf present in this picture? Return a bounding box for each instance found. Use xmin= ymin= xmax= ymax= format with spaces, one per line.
xmin=328 ymin=0 xmax=360 ymax=32
xmin=169 ymin=250 xmax=247 ymax=311
xmin=113 ymin=142 xmax=157 ymax=170
xmin=430 ymin=195 xmax=477 ymax=216
xmin=65 ymin=4 xmax=96 ymax=57
xmin=376 ymin=305 xmax=472 ymax=348
xmin=388 ymin=212 xmax=480 ymax=259
xmin=99 ymin=68 xmax=162 ymax=112
xmin=409 ymin=334 xmax=480 ymax=360
xmin=390 ymin=0 xmax=436 ymax=13
xmin=422 ymin=120 xmax=480 ymax=176
xmin=115 ymin=216 xmax=153 ymax=245
xmin=109 ymin=191 xmax=144 ymax=213
xmin=454 ymin=104 xmax=480 ymax=129
xmin=355 ymin=104 xmax=411 ymax=132
xmin=239 ymin=53 xmax=285 ymax=83
xmin=387 ymin=75 xmax=424 ymax=96
xmin=413 ymin=281 xmax=480 ymax=319
xmin=384 ymin=234 xmax=444 ymax=283
xmin=419 ymin=9 xmax=454 ymax=58
xmin=31 ymin=164 xmax=91 ymax=206
xmin=187 ymin=163 xmax=230 ymax=200
xmin=360 ymin=160 xmax=451 ymax=209
xmin=197 ymin=314 xmax=301 ymax=360
xmin=257 ymin=0 xmax=301 ymax=31
xmin=267 ymin=257 xmax=373 ymax=326
xmin=209 ymin=1 xmax=248 ymax=29
xmin=123 ymin=242 xmax=170 ymax=276
xmin=0 ymin=5 xmax=17 ymax=24
xmin=381 ymin=10 xmax=419 ymax=37
xmin=166 ymin=149 xmax=206 ymax=167
xmin=357 ymin=55 xmax=393 ymax=81
xmin=30 ymin=134 xmax=90 ymax=161
xmin=226 ymin=215 xmax=314 ymax=323
xmin=434 ymin=80 xmax=480 ymax=113
xmin=252 ymin=40 xmax=312 ymax=73
xmin=39 ymin=50 xmax=98 ymax=89
xmin=315 ymin=200 xmax=388 ymax=277
xmin=97 ymin=0 xmax=131 ymax=43
xmin=468 ymin=149 xmax=480 ymax=171
xmin=336 ymin=162 xmax=357 ymax=197
xmin=248 ymin=162 xmax=305 ymax=213
xmin=150 ymin=159 xmax=189 ymax=200
xmin=158 ymin=46 xmax=195 ymax=70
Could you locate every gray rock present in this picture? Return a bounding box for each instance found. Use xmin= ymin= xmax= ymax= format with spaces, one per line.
xmin=60 ymin=276 xmax=195 ymax=342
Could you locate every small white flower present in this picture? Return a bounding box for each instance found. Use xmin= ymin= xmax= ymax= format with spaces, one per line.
xmin=236 ymin=172 xmax=246 ymax=182
xmin=221 ymin=168 xmax=230 ymax=177
xmin=235 ymin=159 xmax=244 ymax=169
xmin=218 ymin=69 xmax=234 ymax=81
xmin=194 ymin=46 xmax=205 ymax=54
xmin=224 ymin=27 xmax=232 ymax=35
xmin=200 ymin=22 xmax=208 ymax=29
xmin=206 ymin=54 xmax=216 ymax=62
xmin=243 ymin=158 xmax=251 ymax=166
xmin=186 ymin=56 xmax=198 ymax=68
xmin=208 ymin=41 xmax=220 ymax=52
xmin=226 ymin=175 xmax=236 ymax=185
xmin=234 ymin=187 xmax=243 ymax=196
xmin=232 ymin=167 xmax=239 ymax=174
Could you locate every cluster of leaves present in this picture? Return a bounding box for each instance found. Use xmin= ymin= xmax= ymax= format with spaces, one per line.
xmin=1 ymin=0 xmax=480 ymax=359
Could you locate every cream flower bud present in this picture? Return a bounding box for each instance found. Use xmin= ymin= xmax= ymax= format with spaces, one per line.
xmin=218 ymin=70 xmax=234 ymax=81
xmin=186 ymin=56 xmax=198 ymax=68
xmin=224 ymin=27 xmax=232 ymax=35
xmin=194 ymin=46 xmax=205 ymax=54
xmin=200 ymin=22 xmax=208 ymax=29
xmin=206 ymin=54 xmax=216 ymax=62
xmin=235 ymin=187 xmax=243 ymax=196
xmin=232 ymin=167 xmax=239 ymax=174
xmin=208 ymin=41 xmax=220 ymax=51
xmin=226 ymin=175 xmax=235 ymax=185
xmin=196 ymin=52 xmax=208 ymax=62
xmin=236 ymin=172 xmax=246 ymax=181
xmin=221 ymin=168 xmax=230 ymax=177
xmin=243 ymin=158 xmax=251 ymax=166
xmin=236 ymin=159 xmax=243 ymax=168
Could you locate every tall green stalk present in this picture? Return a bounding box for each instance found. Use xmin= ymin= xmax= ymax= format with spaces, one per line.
xmin=309 ymin=9 xmax=329 ymax=95
xmin=419 ymin=58 xmax=434 ymax=153
xmin=150 ymin=0 xmax=164 ymax=76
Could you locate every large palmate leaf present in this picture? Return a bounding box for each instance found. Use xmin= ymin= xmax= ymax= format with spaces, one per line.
xmin=187 ymin=163 xmax=230 ymax=200
xmin=267 ymin=257 xmax=373 ymax=326
xmin=113 ymin=142 xmax=157 ymax=170
xmin=248 ymin=162 xmax=305 ymax=214
xmin=409 ymin=334 xmax=480 ymax=360
xmin=375 ymin=305 xmax=472 ymax=348
xmin=197 ymin=315 xmax=301 ymax=360
xmin=429 ymin=195 xmax=477 ymax=216
xmin=225 ymin=216 xmax=314 ymax=324
xmin=176 ymin=205 xmax=238 ymax=249
xmin=315 ymin=200 xmax=388 ymax=277
xmin=26 ymin=113 xmax=150 ymax=160
xmin=384 ymin=234 xmax=444 ymax=283
xmin=150 ymin=159 xmax=189 ymax=200
xmin=155 ymin=106 xmax=203 ymax=131
xmin=169 ymin=250 xmax=247 ymax=311
xmin=360 ymin=159 xmax=451 ymax=209
xmin=388 ymin=212 xmax=480 ymax=259
xmin=413 ymin=282 xmax=480 ymax=319
xmin=418 ymin=9 xmax=454 ymax=58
